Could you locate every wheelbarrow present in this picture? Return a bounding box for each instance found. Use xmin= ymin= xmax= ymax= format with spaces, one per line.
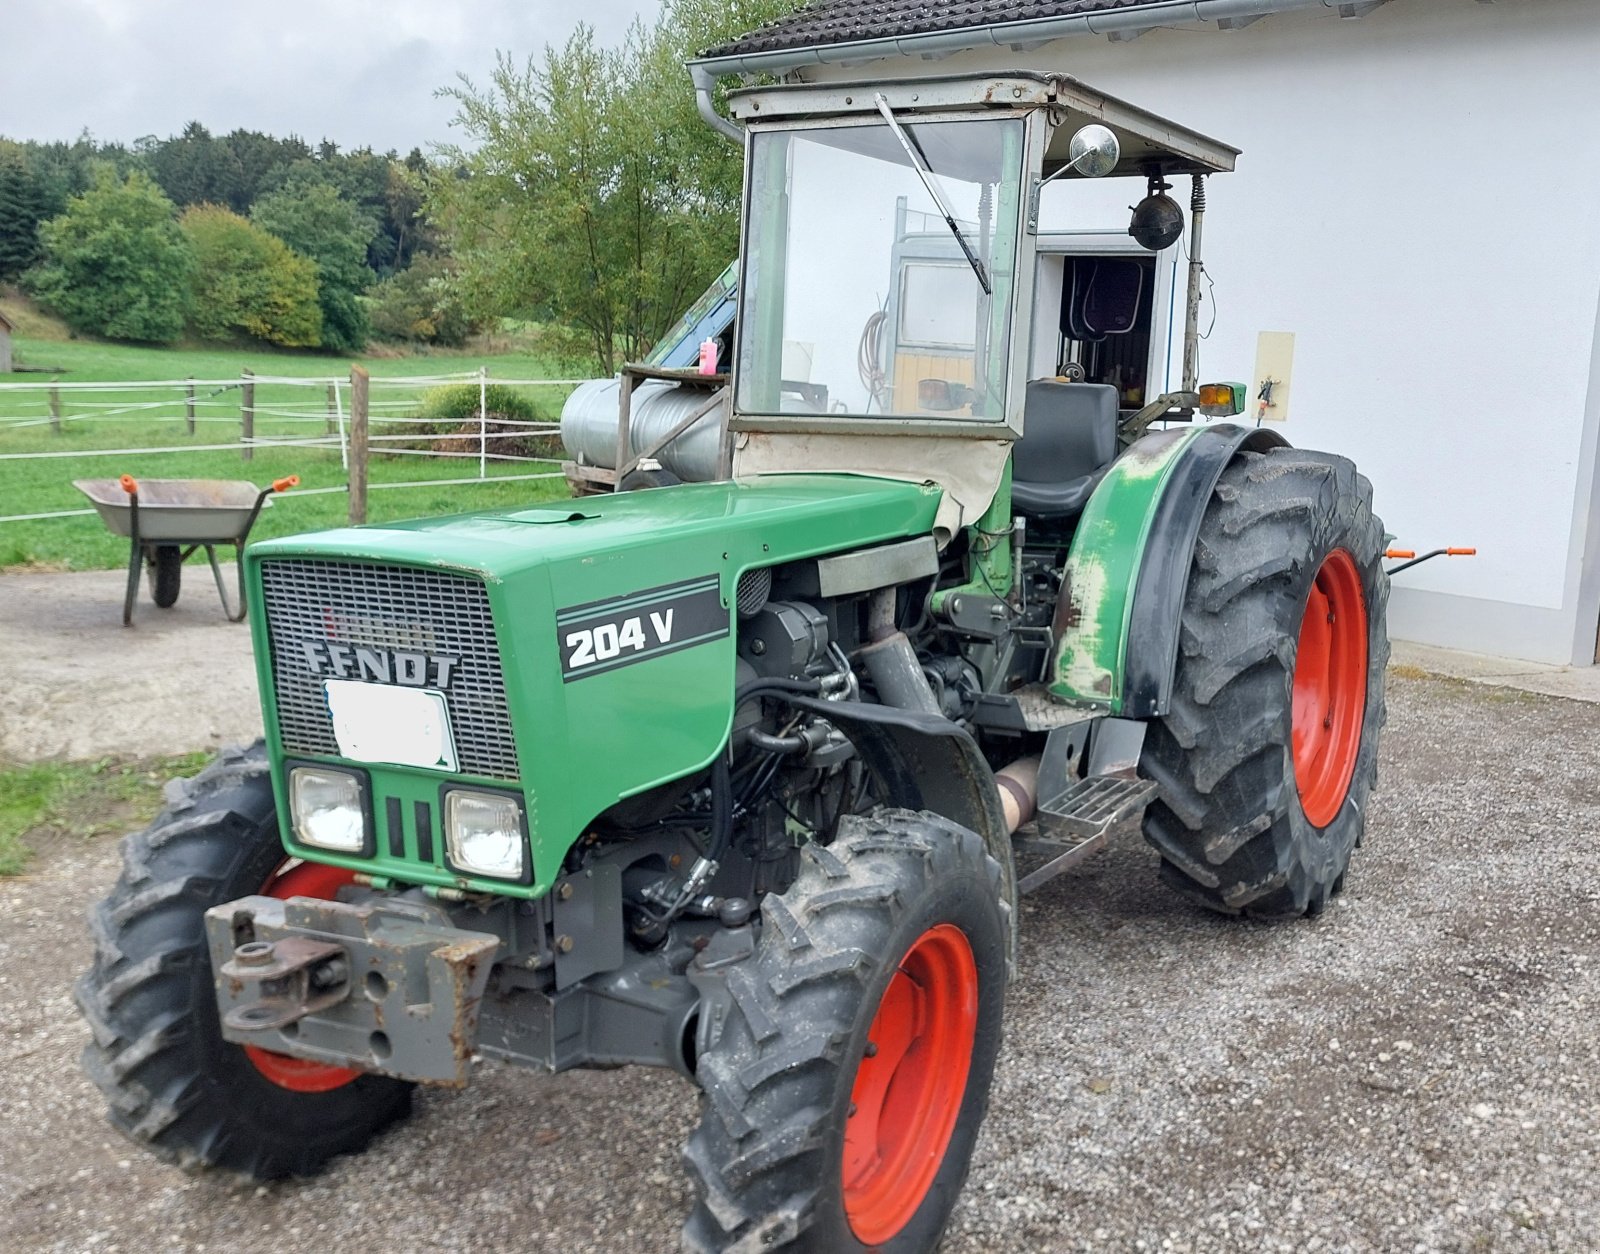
xmin=73 ymin=474 xmax=298 ymax=626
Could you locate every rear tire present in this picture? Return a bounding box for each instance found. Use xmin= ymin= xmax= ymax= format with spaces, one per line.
xmin=683 ymin=809 xmax=1008 ymax=1252
xmin=75 ymin=743 xmax=414 ymax=1178
xmin=148 ymin=545 xmax=181 ymax=608
xmin=1138 ymin=447 xmax=1388 ymax=918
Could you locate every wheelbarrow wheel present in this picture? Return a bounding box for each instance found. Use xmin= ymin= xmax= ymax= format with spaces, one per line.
xmin=148 ymin=545 xmax=182 ymax=608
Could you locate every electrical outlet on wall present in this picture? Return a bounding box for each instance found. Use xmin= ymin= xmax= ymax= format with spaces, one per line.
xmin=1251 ymin=331 xmax=1295 ymax=423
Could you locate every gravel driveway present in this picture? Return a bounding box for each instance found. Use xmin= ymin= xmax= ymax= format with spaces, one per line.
xmin=5 ymin=671 xmax=1598 ymax=1252
xmin=0 ymin=567 xmax=260 ymax=762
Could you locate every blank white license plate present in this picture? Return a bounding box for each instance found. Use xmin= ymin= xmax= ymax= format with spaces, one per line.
xmin=324 ymin=680 xmax=458 ymax=772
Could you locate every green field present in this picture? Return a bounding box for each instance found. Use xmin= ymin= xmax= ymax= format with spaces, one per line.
xmin=0 ymin=334 xmax=587 ymax=569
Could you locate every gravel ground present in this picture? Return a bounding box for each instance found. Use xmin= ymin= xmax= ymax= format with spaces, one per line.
xmin=0 ymin=567 xmax=259 ymax=761
xmin=2 ymin=671 xmax=1597 ymax=1253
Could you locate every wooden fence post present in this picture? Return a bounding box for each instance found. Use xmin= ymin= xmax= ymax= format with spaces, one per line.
xmin=326 ymin=383 xmax=337 ymax=436
xmin=349 ymin=366 xmax=369 ymax=525
xmin=186 ymin=378 xmax=196 ymax=436
xmin=48 ymin=383 xmax=61 ymax=436
xmin=240 ymin=369 xmax=255 ymax=462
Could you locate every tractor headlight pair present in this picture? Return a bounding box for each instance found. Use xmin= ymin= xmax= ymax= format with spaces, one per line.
xmin=288 ymin=767 xmax=526 ymax=882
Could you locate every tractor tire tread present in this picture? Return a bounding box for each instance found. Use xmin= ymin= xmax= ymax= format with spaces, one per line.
xmin=77 ymin=743 xmax=413 ymax=1180
xmin=1140 ymin=447 xmax=1388 ymax=918
xmin=682 ymin=808 xmax=1005 ymax=1252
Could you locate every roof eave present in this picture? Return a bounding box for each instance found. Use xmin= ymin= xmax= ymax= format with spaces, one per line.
xmin=690 ymin=0 xmax=1369 ymax=78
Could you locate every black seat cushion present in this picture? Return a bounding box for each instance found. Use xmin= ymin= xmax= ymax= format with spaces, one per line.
xmin=1011 ymin=381 xmax=1119 ymax=519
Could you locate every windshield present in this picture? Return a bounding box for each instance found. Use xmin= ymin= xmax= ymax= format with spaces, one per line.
xmin=737 ymin=116 xmax=1024 ymax=420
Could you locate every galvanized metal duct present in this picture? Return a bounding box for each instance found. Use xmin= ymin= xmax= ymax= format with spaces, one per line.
xmin=559 ymin=378 xmax=725 ymax=483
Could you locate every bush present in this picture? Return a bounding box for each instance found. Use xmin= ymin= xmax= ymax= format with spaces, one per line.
xmin=383 ymin=383 xmax=558 ymax=463
xmin=420 ymin=383 xmax=538 ymax=425
xmin=180 ymin=205 xmax=321 ymax=347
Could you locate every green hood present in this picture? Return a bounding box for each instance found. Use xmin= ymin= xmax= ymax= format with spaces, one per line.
xmin=246 ymin=474 xmax=942 ymax=896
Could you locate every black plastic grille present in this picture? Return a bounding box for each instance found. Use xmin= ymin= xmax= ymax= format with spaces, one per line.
xmin=259 ymin=558 xmax=519 ymax=780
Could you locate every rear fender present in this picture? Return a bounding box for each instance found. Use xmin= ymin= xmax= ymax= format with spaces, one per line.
xmin=1050 ymin=423 xmax=1288 ymax=716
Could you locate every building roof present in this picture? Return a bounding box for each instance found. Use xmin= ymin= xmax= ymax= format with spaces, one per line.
xmin=706 ymin=1 xmax=1166 ymax=57
xmin=697 ymin=0 xmax=1382 ymax=66
xmin=713 ymin=0 xmax=1177 ymax=57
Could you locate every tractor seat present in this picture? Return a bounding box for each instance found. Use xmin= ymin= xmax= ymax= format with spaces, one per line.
xmin=1011 ymin=381 xmax=1119 ymax=519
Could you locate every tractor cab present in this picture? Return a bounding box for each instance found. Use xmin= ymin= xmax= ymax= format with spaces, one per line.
xmin=723 ymin=73 xmax=1243 ymax=522
xmin=565 ymin=72 xmax=1245 ymax=538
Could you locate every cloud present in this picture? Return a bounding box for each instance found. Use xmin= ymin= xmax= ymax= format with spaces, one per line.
xmin=2 ymin=0 xmax=657 ymax=151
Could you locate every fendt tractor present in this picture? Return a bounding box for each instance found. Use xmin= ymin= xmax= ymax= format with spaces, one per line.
xmin=78 ymin=72 xmax=1388 ymax=1252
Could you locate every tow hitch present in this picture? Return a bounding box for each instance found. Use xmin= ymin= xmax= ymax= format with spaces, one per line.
xmin=205 ymin=894 xmax=500 ymax=1086
xmin=221 ymin=935 xmax=349 ymax=1032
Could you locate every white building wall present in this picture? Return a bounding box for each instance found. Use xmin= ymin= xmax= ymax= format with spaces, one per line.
xmin=800 ymin=0 xmax=1600 ymax=664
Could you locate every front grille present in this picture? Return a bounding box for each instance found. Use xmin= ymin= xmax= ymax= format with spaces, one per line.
xmin=259 ymin=558 xmax=519 ymax=780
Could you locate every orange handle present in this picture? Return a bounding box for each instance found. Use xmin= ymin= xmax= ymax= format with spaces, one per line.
xmin=119 ymin=474 xmax=138 ymax=495
xmin=1384 ymin=549 xmax=1414 ymax=560
xmin=1447 ymin=547 xmax=1476 ymax=556
xmin=272 ymin=475 xmax=300 ymax=493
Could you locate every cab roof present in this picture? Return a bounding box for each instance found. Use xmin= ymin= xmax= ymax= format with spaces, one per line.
xmin=726 ymin=71 xmax=1239 ymax=177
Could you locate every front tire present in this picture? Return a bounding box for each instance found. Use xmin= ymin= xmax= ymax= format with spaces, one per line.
xmin=683 ymin=809 xmax=1008 ymax=1253
xmin=75 ymin=743 xmax=414 ymax=1178
xmin=1139 ymin=447 xmax=1388 ymax=917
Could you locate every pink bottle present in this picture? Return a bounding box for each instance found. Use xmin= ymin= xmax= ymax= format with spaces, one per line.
xmin=698 ymin=338 xmax=718 ymax=375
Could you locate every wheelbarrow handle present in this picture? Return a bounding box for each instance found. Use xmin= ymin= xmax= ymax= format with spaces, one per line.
xmin=271 ymin=475 xmax=300 ymax=494
xmin=1386 ymin=546 xmax=1477 ymax=577
xmin=120 ymin=474 xmax=139 ymax=496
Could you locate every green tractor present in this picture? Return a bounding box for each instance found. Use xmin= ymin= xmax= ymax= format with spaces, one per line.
xmin=77 ymin=72 xmax=1387 ymax=1252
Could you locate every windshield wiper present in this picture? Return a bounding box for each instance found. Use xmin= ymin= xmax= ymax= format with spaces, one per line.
xmin=873 ymin=94 xmax=991 ymax=296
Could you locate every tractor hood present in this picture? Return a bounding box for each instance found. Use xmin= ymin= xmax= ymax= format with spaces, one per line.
xmin=244 ymin=474 xmax=943 ymax=896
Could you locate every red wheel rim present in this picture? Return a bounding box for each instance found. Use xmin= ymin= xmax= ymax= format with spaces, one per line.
xmin=241 ymin=860 xmax=364 ymax=1093
xmin=842 ymin=923 xmax=978 ymax=1246
xmin=1292 ymin=549 xmax=1369 ymax=828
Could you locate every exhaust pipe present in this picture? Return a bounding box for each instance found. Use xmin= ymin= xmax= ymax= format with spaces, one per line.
xmin=996 ymin=756 xmax=1040 ymax=834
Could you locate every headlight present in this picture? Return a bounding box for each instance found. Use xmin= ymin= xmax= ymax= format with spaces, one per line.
xmin=289 ymin=766 xmax=370 ymax=854
xmin=444 ymin=789 xmax=527 ymax=881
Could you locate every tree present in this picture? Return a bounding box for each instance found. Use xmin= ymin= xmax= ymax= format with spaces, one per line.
xmin=180 ymin=205 xmax=321 ymax=347
xmin=0 ymin=143 xmax=66 ymax=281
xmin=147 ymin=122 xmax=235 ymax=209
xmin=368 ymin=254 xmax=478 ymax=346
xmin=252 ymin=180 xmax=377 ymax=351
xmin=29 ymin=167 xmax=193 ymax=343
xmin=430 ymin=0 xmax=799 ymax=374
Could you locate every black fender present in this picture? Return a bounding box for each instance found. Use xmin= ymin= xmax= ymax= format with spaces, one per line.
xmin=789 ymin=695 xmax=1019 ymax=970
xmin=1121 ymin=423 xmax=1289 ymax=718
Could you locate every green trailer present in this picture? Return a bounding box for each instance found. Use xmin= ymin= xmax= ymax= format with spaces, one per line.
xmin=77 ymin=71 xmax=1387 ymax=1253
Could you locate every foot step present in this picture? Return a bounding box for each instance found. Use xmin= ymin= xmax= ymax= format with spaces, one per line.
xmin=1015 ymin=775 xmax=1159 ymax=894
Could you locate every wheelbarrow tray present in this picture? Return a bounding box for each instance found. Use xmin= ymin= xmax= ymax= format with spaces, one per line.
xmin=74 ymin=478 xmax=272 ymax=543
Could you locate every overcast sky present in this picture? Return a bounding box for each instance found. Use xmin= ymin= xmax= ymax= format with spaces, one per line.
xmin=3 ymin=0 xmax=658 ymax=152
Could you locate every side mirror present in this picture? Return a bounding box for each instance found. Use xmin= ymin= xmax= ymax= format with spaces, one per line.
xmin=1066 ymin=125 xmax=1120 ymax=178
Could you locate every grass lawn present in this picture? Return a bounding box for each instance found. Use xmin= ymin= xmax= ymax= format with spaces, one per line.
xmin=0 ymin=332 xmax=588 ymax=569
xmin=0 ymin=752 xmax=211 ymax=875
